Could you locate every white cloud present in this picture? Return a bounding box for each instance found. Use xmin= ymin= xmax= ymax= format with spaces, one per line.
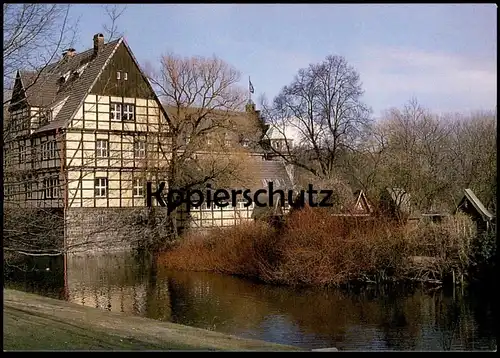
xmin=351 ymin=46 xmax=497 ymax=115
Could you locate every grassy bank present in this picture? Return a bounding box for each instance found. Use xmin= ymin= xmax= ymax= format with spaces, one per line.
xmin=158 ymin=207 xmax=481 ymax=287
xmin=3 ymin=289 xmax=301 ymax=351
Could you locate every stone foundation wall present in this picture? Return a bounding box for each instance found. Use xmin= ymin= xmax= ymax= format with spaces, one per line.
xmin=64 ymin=205 xmax=260 ymax=254
xmin=65 ymin=207 xmax=149 ymax=254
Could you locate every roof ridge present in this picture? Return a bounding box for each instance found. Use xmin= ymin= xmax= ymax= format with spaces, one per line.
xmin=30 ymin=39 xmax=122 ymax=76
xmin=464 ymin=188 xmax=494 ymax=219
xmin=162 ymin=103 xmax=249 ymax=116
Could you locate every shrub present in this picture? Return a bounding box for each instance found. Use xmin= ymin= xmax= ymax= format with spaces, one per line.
xmin=157 ymin=208 xmax=480 ymax=287
xmin=158 ymin=221 xmax=279 ymax=280
xmin=469 ymin=229 xmax=497 ymax=281
xmin=402 ymin=213 xmax=476 ymax=282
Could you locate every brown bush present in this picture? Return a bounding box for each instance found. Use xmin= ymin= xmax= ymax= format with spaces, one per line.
xmin=157 ymin=208 xmax=477 ymax=287
xmin=273 ymin=207 xmax=408 ymax=286
xmin=158 ymin=221 xmax=279 ymax=280
xmin=401 ymin=213 xmax=476 ymax=282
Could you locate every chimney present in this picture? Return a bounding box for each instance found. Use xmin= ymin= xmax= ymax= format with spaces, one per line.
xmin=93 ymin=33 xmax=104 ymax=55
xmin=62 ymin=48 xmax=76 ymax=59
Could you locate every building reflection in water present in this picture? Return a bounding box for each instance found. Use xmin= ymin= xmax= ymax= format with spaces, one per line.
xmin=65 ymin=252 xmax=172 ymax=321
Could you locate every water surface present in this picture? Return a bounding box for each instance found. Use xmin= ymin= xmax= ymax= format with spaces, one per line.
xmin=4 ymin=252 xmax=496 ymax=351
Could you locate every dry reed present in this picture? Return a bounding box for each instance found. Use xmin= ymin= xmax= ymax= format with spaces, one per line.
xmin=158 ymin=208 xmax=477 ymax=287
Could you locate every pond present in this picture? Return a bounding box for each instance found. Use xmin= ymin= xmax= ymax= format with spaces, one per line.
xmin=4 ymin=252 xmax=496 ymax=351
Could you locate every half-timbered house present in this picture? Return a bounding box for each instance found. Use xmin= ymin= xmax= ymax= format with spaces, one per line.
xmin=3 ymin=33 xmax=293 ymax=252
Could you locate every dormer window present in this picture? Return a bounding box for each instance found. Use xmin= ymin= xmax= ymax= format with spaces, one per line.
xmin=117 ymin=71 xmax=121 ymax=80
xmin=124 ymin=72 xmax=128 ymax=80
xmin=39 ymin=110 xmax=51 ymax=126
xmin=76 ymin=63 xmax=89 ymax=76
xmin=57 ymin=71 xmax=71 ymax=88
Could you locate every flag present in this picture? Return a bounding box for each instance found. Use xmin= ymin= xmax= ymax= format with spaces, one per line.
xmin=249 ymin=77 xmax=254 ymax=94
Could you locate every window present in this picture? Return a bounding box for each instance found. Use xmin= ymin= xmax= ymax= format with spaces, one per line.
xmin=133 ymin=178 xmax=144 ymax=197
xmin=238 ymin=200 xmax=254 ymax=209
xmin=53 ymin=178 xmax=60 ymax=198
xmin=43 ymin=177 xmax=59 ymax=199
xmin=110 ymin=102 xmax=135 ymax=121
xmin=202 ymin=201 xmax=217 ymax=210
xmin=50 ymin=141 xmax=57 ymax=158
xmin=117 ymin=71 xmax=121 ymax=80
xmin=39 ymin=111 xmax=50 ymax=126
xmin=124 ymin=72 xmax=128 ymax=80
xmin=96 ymin=139 xmax=109 ymax=158
xmin=21 ymin=116 xmax=29 ymax=130
xmin=123 ymin=104 xmax=135 ymax=121
xmin=41 ymin=142 xmax=49 ymax=160
xmin=134 ymin=139 xmax=146 ymax=158
xmin=41 ymin=141 xmax=57 ymax=160
xmin=110 ymin=103 xmax=122 ymax=120
xmin=41 ymin=142 xmax=47 ymax=160
xmin=238 ymin=198 xmax=249 ymax=210
xmin=19 ymin=142 xmax=26 ymax=163
xmin=25 ymin=178 xmax=33 ymax=199
xmin=94 ymin=177 xmax=108 ymax=197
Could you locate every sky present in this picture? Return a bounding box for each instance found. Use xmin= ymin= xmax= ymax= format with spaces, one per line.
xmin=71 ymin=4 xmax=497 ymax=118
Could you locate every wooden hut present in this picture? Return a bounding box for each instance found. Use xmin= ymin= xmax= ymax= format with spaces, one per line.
xmin=352 ymin=190 xmax=373 ymax=215
xmin=455 ymin=189 xmax=495 ymax=233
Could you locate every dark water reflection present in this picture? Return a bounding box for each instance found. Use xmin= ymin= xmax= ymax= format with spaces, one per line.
xmin=4 ymin=252 xmax=497 ymax=351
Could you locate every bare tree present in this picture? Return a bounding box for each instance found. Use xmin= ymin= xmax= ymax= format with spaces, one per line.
xmin=446 ymin=110 xmax=497 ymax=211
xmin=339 ymin=119 xmax=389 ymax=200
xmin=3 ymin=4 xmax=79 ymax=104
xmin=351 ymin=99 xmax=497 ymax=215
xmin=101 ymin=5 xmax=127 ymax=41
xmin=261 ymin=55 xmax=372 ymax=180
xmin=145 ymin=53 xmax=259 ymax=238
xmin=3 ymin=4 xmax=80 ymax=264
xmin=374 ymin=99 xmax=454 ymax=212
